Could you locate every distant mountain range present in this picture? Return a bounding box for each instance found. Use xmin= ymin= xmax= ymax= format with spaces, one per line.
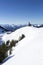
xmin=0 ymin=24 xmax=27 ymax=34
xmin=33 ymin=24 xmax=43 ymax=28
xmin=0 ymin=23 xmax=43 ymax=34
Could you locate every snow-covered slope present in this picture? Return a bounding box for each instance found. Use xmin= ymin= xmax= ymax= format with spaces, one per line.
xmin=0 ymin=24 xmax=27 ymax=45
xmin=2 ymin=26 xmax=37 ymax=42
xmin=2 ymin=26 xmax=43 ymax=65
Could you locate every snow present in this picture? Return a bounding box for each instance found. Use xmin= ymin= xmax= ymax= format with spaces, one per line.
xmin=2 ymin=26 xmax=43 ymax=65
xmin=0 ymin=33 xmax=5 ymax=45
xmin=2 ymin=26 xmax=37 ymax=42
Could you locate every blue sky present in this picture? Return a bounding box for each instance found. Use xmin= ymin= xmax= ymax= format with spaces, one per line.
xmin=0 ymin=0 xmax=43 ymax=24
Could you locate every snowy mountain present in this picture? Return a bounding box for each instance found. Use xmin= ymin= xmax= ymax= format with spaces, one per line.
xmin=0 ymin=24 xmax=27 ymax=44
xmin=2 ymin=26 xmax=43 ymax=65
xmin=0 ymin=24 xmax=27 ymax=32
xmin=33 ymin=24 xmax=43 ymax=28
xmin=0 ymin=23 xmax=43 ymax=34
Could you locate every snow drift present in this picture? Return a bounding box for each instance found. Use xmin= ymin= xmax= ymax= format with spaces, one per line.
xmin=2 ymin=26 xmax=43 ymax=65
